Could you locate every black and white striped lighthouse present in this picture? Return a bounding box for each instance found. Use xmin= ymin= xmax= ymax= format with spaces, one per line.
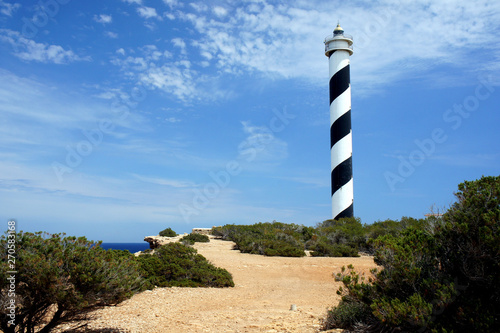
xmin=324 ymin=23 xmax=354 ymax=220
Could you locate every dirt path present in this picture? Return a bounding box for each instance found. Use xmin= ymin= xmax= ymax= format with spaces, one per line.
xmin=61 ymin=238 xmax=377 ymax=333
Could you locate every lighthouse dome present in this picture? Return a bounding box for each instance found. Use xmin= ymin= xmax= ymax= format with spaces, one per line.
xmin=333 ymin=23 xmax=344 ymax=35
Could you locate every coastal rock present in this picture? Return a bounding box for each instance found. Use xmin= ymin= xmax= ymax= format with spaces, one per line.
xmin=144 ymin=234 xmax=187 ymax=249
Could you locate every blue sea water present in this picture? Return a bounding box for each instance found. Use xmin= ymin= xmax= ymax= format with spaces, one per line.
xmin=100 ymin=243 xmax=149 ymax=253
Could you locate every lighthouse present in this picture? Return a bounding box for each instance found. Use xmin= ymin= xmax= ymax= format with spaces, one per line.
xmin=324 ymin=23 xmax=354 ymax=220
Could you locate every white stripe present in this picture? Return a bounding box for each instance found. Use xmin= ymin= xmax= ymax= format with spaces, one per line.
xmin=332 ymin=178 xmax=353 ymax=218
xmin=329 ymin=51 xmax=350 ymax=78
xmin=331 ymin=132 xmax=352 ymax=169
xmin=329 ymin=86 xmax=351 ymax=126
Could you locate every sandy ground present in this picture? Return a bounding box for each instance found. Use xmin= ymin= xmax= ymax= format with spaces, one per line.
xmin=58 ymin=238 xmax=377 ymax=333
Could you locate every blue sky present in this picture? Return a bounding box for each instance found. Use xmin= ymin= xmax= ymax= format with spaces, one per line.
xmin=0 ymin=0 xmax=499 ymax=242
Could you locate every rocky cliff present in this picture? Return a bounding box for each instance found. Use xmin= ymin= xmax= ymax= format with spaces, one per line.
xmin=143 ymin=234 xmax=187 ymax=249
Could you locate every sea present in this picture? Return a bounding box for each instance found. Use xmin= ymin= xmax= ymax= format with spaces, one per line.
xmin=100 ymin=243 xmax=149 ymax=253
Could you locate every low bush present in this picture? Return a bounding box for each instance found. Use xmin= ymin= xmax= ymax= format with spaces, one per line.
xmin=0 ymin=232 xmax=143 ymax=333
xmin=323 ymin=299 xmax=371 ymax=330
xmin=309 ymin=242 xmax=359 ymax=257
xmin=214 ymin=217 xmax=436 ymax=258
xmin=180 ymin=233 xmax=210 ymax=245
xmin=214 ymin=222 xmax=306 ymax=257
xmin=323 ymin=175 xmax=500 ymax=332
xmin=159 ymin=227 xmax=177 ymax=237
xmin=137 ymin=242 xmax=234 ymax=288
xmin=306 ymin=217 xmax=363 ymax=257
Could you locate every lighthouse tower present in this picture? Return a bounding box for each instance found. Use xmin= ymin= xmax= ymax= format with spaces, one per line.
xmin=324 ymin=23 xmax=354 ymax=220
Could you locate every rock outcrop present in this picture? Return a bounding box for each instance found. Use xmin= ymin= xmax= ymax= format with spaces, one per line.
xmin=144 ymin=234 xmax=187 ymax=249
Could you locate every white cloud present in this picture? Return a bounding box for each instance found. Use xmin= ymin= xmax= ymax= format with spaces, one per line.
xmin=163 ymin=0 xmax=179 ymax=8
xmin=139 ymin=63 xmax=197 ymax=101
xmin=132 ymin=174 xmax=193 ymax=188
xmin=94 ymin=14 xmax=112 ymax=24
xmin=200 ymin=50 xmax=212 ymax=60
xmin=0 ymin=0 xmax=20 ymax=16
xmin=0 ymin=29 xmax=89 ymax=64
xmin=105 ymin=31 xmax=118 ymax=38
xmin=116 ymin=48 xmax=126 ymax=55
xmin=212 ymin=6 xmax=227 ymax=18
xmin=171 ymin=37 xmax=186 ymax=54
xmin=164 ymin=117 xmax=181 ymax=123
xmin=111 ymin=0 xmax=500 ymax=102
xmin=238 ymin=121 xmax=288 ymax=165
xmin=137 ymin=6 xmax=159 ymax=19
xmin=0 ymin=69 xmax=150 ymax=154
xmin=122 ymin=0 xmax=142 ymax=4
xmin=174 ymin=0 xmax=500 ymax=94
xmin=94 ymin=91 xmax=116 ymax=100
xmin=111 ymin=45 xmax=217 ymax=102
xmin=190 ymin=3 xmax=207 ymax=12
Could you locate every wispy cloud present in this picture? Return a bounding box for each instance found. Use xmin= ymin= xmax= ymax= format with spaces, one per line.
xmin=212 ymin=6 xmax=227 ymax=18
xmin=132 ymin=174 xmax=195 ymax=188
xmin=0 ymin=69 xmax=152 ymax=169
xmin=0 ymin=29 xmax=90 ymax=64
xmin=105 ymin=31 xmax=118 ymax=39
xmin=171 ymin=37 xmax=186 ymax=55
xmin=122 ymin=0 xmax=142 ymax=5
xmin=189 ymin=3 xmax=207 ymax=12
xmin=0 ymin=0 xmax=20 ymax=16
xmin=163 ymin=0 xmax=179 ymax=9
xmin=238 ymin=121 xmax=288 ymax=165
xmin=108 ymin=0 xmax=500 ymax=102
xmin=137 ymin=6 xmax=159 ymax=19
xmin=170 ymin=0 xmax=500 ymax=94
xmin=164 ymin=117 xmax=181 ymax=123
xmin=94 ymin=14 xmax=112 ymax=24
xmin=111 ymin=44 xmax=224 ymax=102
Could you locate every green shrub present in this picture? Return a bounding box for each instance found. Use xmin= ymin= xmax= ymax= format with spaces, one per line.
xmin=215 ymin=217 xmax=439 ymax=259
xmin=309 ymin=242 xmax=359 ymax=257
xmin=215 ymin=222 xmax=306 ymax=257
xmin=180 ymin=233 xmax=210 ymax=245
xmin=137 ymin=242 xmax=234 ymax=288
xmin=323 ymin=299 xmax=371 ymax=330
xmin=305 ymin=217 xmax=363 ymax=257
xmin=323 ymin=175 xmax=500 ymax=333
xmin=363 ymin=217 xmax=431 ymax=254
xmin=0 ymin=232 xmax=143 ymax=333
xmin=434 ymin=175 xmax=500 ymax=332
xmin=159 ymin=227 xmax=177 ymax=237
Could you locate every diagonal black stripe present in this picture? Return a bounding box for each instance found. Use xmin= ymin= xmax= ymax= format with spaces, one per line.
xmin=329 ymin=64 xmax=350 ymax=105
xmin=331 ymin=156 xmax=352 ymax=196
xmin=334 ymin=203 xmax=354 ymax=220
xmin=328 ymin=50 xmax=336 ymax=57
xmin=330 ymin=110 xmax=351 ymax=149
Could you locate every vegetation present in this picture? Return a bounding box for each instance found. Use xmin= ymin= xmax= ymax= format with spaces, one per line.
xmin=306 ymin=217 xmax=364 ymax=257
xmin=136 ymin=242 xmax=234 ymax=288
xmin=0 ymin=231 xmax=234 ymax=332
xmin=180 ymin=233 xmax=210 ymax=245
xmin=323 ymin=175 xmax=500 ymax=333
xmin=212 ymin=222 xmax=312 ymax=257
xmin=158 ymin=227 xmax=177 ymax=237
xmin=0 ymin=232 xmax=143 ymax=333
xmin=3 ymin=175 xmax=495 ymax=333
xmin=212 ymin=216 xmax=432 ymax=258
